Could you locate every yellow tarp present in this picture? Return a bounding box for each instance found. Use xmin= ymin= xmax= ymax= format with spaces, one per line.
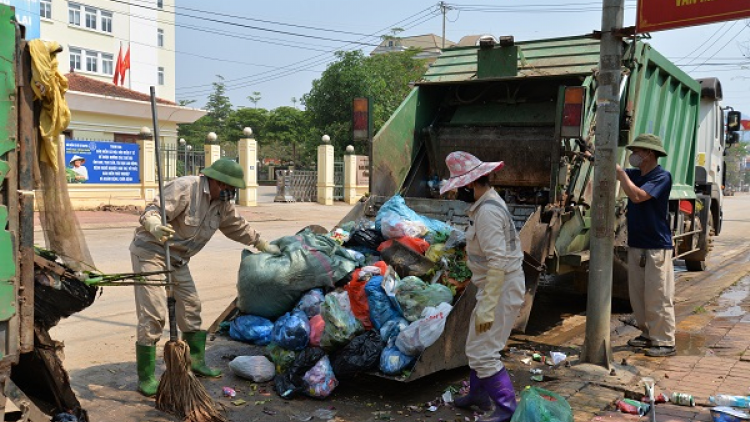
xmin=28 ymin=39 xmax=70 ymax=171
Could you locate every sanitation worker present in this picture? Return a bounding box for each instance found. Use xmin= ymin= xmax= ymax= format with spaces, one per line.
xmin=441 ymin=151 xmax=525 ymax=422
xmin=129 ymin=158 xmax=280 ymax=397
xmin=616 ymin=133 xmax=676 ymax=357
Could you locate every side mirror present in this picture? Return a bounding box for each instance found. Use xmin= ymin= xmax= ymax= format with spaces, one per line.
xmin=727 ymin=131 xmax=741 ymax=146
xmin=727 ymin=110 xmax=741 ymax=132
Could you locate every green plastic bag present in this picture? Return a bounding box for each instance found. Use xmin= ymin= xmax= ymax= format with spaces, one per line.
xmin=319 ymin=294 xmax=363 ymax=352
xmin=510 ymin=386 xmax=573 ymax=422
xmin=395 ymin=276 xmax=454 ymax=322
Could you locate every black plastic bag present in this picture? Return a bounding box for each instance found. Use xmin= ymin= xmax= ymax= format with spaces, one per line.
xmin=332 ymin=330 xmax=383 ymax=378
xmin=274 ymin=347 xmax=326 ymax=399
xmin=346 ymin=228 xmax=385 ymax=251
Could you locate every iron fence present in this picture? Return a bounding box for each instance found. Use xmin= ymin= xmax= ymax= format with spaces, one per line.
xmin=333 ymin=161 xmax=344 ymax=200
xmin=274 ymin=170 xmax=318 ymax=202
xmin=162 ymin=145 xmax=205 ymax=181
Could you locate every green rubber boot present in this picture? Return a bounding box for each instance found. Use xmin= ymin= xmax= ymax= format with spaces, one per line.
xmin=136 ymin=343 xmax=159 ymax=397
xmin=182 ymin=331 xmax=222 ymax=377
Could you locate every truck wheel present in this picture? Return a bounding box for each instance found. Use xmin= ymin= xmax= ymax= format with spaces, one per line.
xmin=685 ymin=211 xmax=713 ymax=271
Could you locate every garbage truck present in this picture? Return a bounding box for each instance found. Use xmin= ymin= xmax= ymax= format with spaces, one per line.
xmin=0 ymin=5 xmax=91 ymax=420
xmin=341 ymin=34 xmax=740 ymax=378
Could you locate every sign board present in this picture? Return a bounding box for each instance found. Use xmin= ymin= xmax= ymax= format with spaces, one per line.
xmin=636 ymin=0 xmax=750 ymax=33
xmin=356 ymin=156 xmax=370 ymax=185
xmin=65 ymin=140 xmax=140 ymax=184
xmin=1 ymin=0 xmax=40 ymax=39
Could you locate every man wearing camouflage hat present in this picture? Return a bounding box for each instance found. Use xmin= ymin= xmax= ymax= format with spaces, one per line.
xmin=129 ymin=158 xmax=281 ymax=396
xmin=616 ymin=133 xmax=676 ymax=357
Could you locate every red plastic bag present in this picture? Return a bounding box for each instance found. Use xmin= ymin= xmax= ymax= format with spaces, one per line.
xmin=377 ymin=237 xmax=430 ymax=254
xmin=345 ymin=270 xmax=373 ymax=330
xmin=309 ymin=314 xmax=325 ymax=346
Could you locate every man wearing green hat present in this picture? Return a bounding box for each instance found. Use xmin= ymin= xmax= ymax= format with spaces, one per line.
xmin=616 ymin=133 xmax=676 ymax=357
xmin=129 ymin=158 xmax=280 ymax=396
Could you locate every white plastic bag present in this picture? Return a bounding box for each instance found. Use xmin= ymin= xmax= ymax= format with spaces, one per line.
xmin=395 ymin=302 xmax=452 ymax=356
xmin=228 ymin=355 xmax=276 ymax=382
xmin=380 ymin=212 xmax=428 ymax=239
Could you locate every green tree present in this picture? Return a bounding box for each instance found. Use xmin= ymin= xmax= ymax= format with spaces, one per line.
xmin=248 ymin=91 xmax=262 ymax=108
xmin=264 ymin=106 xmax=316 ymax=167
xmin=302 ymin=49 xmax=427 ymax=153
xmin=725 ymin=141 xmax=749 ymax=187
xmin=178 ymin=75 xmax=234 ymax=152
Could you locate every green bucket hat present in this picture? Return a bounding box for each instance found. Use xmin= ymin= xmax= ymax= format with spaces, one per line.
xmin=202 ymin=158 xmax=246 ymax=189
xmin=627 ymin=133 xmax=668 ymax=157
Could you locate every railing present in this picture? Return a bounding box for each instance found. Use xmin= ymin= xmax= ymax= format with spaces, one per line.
xmin=333 ymin=160 xmax=344 ymax=200
xmin=161 ymin=146 xmax=205 ymax=181
xmin=274 ymin=170 xmax=318 ymax=202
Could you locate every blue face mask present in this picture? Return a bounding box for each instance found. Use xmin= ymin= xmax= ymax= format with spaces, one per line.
xmin=219 ymin=188 xmax=236 ymax=202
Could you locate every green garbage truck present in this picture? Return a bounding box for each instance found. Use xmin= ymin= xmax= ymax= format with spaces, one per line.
xmin=348 ymin=34 xmax=740 ymax=347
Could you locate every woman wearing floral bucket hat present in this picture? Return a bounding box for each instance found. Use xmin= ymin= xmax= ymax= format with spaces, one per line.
xmin=441 ymin=151 xmax=525 ymax=422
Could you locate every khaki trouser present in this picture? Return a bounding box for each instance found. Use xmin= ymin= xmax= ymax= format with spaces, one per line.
xmin=131 ymin=254 xmax=202 ymax=345
xmin=465 ymin=268 xmax=525 ymax=378
xmin=627 ymin=247 xmax=675 ymax=347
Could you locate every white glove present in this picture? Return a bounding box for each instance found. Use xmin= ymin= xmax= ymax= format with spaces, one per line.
xmin=143 ymin=214 xmax=175 ymax=243
xmin=475 ymin=268 xmax=505 ymax=334
xmin=256 ymin=238 xmax=281 ymax=255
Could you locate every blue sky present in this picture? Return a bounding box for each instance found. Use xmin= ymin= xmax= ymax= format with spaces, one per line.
xmin=175 ymin=1 xmax=750 ymax=115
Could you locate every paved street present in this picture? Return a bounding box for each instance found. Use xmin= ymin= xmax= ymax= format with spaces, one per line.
xmin=46 ymin=191 xmax=750 ymax=422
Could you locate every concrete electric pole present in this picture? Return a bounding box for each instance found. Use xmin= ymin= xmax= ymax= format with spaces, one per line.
xmin=582 ymin=0 xmax=624 ymax=367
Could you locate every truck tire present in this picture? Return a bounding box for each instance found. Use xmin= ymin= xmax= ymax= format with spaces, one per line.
xmin=685 ymin=210 xmax=713 ymax=271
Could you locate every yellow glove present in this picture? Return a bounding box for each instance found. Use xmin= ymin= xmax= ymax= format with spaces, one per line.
xmin=475 ymin=268 xmax=505 ymax=334
xmin=256 ymin=238 xmax=281 ymax=255
xmin=143 ymin=214 xmax=175 ymax=243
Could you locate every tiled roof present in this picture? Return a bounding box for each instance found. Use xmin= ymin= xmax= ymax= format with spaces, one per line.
xmin=65 ymin=72 xmax=176 ymax=105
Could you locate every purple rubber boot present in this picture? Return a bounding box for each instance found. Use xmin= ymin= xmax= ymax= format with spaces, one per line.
xmin=454 ymin=370 xmax=492 ymax=411
xmin=478 ymin=367 xmax=517 ymax=422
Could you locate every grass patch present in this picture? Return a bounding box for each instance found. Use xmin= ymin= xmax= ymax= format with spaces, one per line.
xmin=693 ymin=306 xmax=707 ymax=314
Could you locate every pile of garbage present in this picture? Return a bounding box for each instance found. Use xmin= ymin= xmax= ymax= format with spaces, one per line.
xmin=228 ymin=195 xmax=471 ymax=399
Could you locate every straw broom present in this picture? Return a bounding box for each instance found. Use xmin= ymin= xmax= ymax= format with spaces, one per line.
xmin=148 ymin=87 xmax=227 ymax=422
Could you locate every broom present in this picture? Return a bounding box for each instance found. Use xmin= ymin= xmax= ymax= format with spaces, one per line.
xmin=148 ymin=87 xmax=227 ymax=422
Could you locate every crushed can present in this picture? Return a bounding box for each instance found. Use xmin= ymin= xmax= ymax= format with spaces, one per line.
xmin=623 ymin=398 xmax=651 ymax=416
xmin=642 ymin=393 xmax=669 ymax=404
xmin=671 ymin=392 xmax=695 ymax=407
xmin=616 ymin=400 xmax=642 ymax=415
xmin=222 ymin=387 xmax=237 ymax=398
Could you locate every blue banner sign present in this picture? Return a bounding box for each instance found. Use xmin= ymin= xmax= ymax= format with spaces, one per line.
xmin=65 ymin=140 xmax=140 ymax=184
xmin=2 ymin=0 xmax=41 ymax=39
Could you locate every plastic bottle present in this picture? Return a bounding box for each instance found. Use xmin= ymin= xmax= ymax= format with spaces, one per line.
xmin=709 ymin=395 xmax=750 ymax=408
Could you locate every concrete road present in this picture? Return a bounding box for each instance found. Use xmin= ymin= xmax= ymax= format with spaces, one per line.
xmin=47 ymin=193 xmax=750 ymax=421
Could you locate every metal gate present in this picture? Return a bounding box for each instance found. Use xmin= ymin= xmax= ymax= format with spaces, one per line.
xmin=162 ymin=145 xmax=205 ymax=181
xmin=334 ymin=160 xmax=344 ymax=200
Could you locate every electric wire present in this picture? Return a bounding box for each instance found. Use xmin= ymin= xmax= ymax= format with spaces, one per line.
xmin=682 ymin=21 xmax=737 ymax=67
xmin=688 ymin=23 xmax=747 ymax=72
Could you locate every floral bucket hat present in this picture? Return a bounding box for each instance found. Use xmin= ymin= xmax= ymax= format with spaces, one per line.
xmin=439 ymin=151 xmax=504 ymax=195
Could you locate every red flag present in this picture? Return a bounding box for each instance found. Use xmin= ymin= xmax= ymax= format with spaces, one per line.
xmin=741 ymin=120 xmax=750 ymax=131
xmin=113 ymin=44 xmax=122 ymax=85
xmin=120 ymin=44 xmax=130 ymax=85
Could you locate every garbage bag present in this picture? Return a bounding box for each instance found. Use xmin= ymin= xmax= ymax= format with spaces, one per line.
xmin=332 ymin=330 xmax=383 ymax=378
xmin=294 ymin=288 xmax=325 ymax=318
xmin=346 ymin=227 xmax=385 ymax=251
xmin=229 ymin=314 xmax=274 ymax=345
xmin=309 ymin=314 xmax=325 ymax=346
xmin=344 ymin=270 xmax=372 ymax=330
xmin=328 ymin=290 xmax=353 ymax=314
xmin=229 ymin=355 xmax=276 ymax=382
xmin=380 ymin=338 xmax=416 ymax=375
xmin=271 ymin=310 xmax=310 ymax=351
xmin=265 ymin=343 xmax=297 ymax=374
xmin=510 ymin=386 xmax=573 ymax=422
xmin=379 ymin=317 xmax=409 ymax=342
xmin=274 ymin=347 xmax=327 ymax=399
xmin=380 ymin=211 xmax=429 ymax=239
xmin=365 ymin=275 xmax=403 ymax=331
xmin=237 ymin=231 xmax=358 ymax=319
xmin=377 ymin=236 xmax=431 ymax=254
xmin=375 ymin=195 xmax=453 ymax=239
xmin=320 ymin=293 xmax=364 ymax=352
xmin=303 ymin=355 xmax=338 ymax=398
xmin=395 ymin=276 xmax=454 ymax=322
xmin=396 ymin=302 xmax=452 ymax=356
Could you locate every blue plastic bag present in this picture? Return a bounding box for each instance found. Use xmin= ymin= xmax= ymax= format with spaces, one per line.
xmin=271 ymin=310 xmax=310 ymax=351
xmin=375 ymin=195 xmax=452 ymax=239
xmin=379 ymin=339 xmax=416 ymax=375
xmin=379 ymin=317 xmax=409 ymax=342
xmin=229 ymin=314 xmax=274 ymax=345
xmin=365 ymin=275 xmax=403 ymax=331
xmin=295 ymin=289 xmax=325 ymax=318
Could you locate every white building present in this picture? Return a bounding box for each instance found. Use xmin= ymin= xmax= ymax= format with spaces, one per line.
xmin=39 ymin=0 xmax=175 ymax=101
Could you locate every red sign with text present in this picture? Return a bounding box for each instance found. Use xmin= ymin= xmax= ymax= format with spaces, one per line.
xmin=637 ymin=0 xmax=750 ymax=33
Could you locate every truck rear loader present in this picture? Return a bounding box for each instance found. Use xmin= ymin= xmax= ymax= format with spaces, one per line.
xmin=345 ymin=34 xmax=740 ymax=379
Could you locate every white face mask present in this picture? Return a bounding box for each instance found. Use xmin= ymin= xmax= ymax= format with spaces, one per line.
xmin=628 ymin=153 xmax=644 ymax=168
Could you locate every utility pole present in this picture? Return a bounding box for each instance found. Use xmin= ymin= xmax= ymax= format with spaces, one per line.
xmin=440 ymin=1 xmax=447 ymax=49
xmin=582 ymin=0 xmax=624 ymax=367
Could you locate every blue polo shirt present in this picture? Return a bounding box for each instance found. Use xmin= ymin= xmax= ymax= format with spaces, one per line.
xmin=625 ymin=165 xmax=672 ymax=249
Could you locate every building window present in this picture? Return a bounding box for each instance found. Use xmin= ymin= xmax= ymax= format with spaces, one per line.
xmin=68 ymin=3 xmax=81 ymax=26
xmin=157 ymin=28 xmax=164 ymax=47
xmin=84 ymin=7 xmax=97 ymax=29
xmin=101 ymin=53 xmax=114 ymax=75
xmin=40 ymin=0 xmax=52 ymax=19
xmin=158 ymin=67 xmax=165 ymax=85
xmin=101 ymin=11 xmax=112 ymax=33
xmin=157 ymin=0 xmax=163 ymax=9
xmin=69 ymin=48 xmax=81 ymax=71
xmin=86 ymin=51 xmax=97 ymax=72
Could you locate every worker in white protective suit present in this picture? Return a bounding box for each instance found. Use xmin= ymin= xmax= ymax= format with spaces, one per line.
xmin=440 ymin=151 xmax=525 ymax=422
xmin=129 ymin=158 xmax=280 ymax=397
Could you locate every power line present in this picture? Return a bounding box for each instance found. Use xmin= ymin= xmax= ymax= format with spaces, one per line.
xmin=674 ymin=22 xmax=728 ymax=65
xmin=688 ymin=23 xmax=747 ymax=72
